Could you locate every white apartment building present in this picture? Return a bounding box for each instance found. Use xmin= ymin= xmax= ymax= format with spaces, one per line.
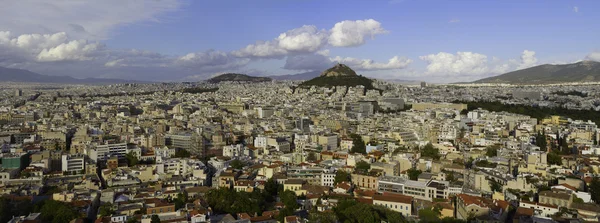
xmin=61 ymin=154 xmax=85 ymax=172
xmin=87 ymin=143 xmax=128 ymax=161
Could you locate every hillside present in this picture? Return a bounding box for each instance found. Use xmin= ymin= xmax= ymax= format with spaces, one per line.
xmin=0 ymin=66 xmax=143 ymax=84
xmin=207 ymin=73 xmax=272 ymax=83
xmin=298 ymin=64 xmax=375 ymax=89
xmin=474 ymin=61 xmax=600 ymax=84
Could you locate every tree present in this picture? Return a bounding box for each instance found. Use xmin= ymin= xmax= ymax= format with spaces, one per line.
xmin=407 ymin=168 xmax=422 ymax=181
xmin=465 ymin=157 xmax=474 ymax=169
xmin=535 ymin=132 xmax=548 ymax=151
xmin=590 ymin=177 xmax=600 ymax=204
xmin=98 ymin=203 xmax=115 ymax=216
xmin=355 ymin=161 xmax=371 ymax=173
xmin=125 ymin=151 xmax=139 ymax=167
xmin=230 ymin=159 xmax=244 ymax=169
xmin=151 ymin=215 xmax=161 ymax=223
xmin=418 ymin=207 xmax=441 ymax=223
xmin=420 ymin=143 xmax=441 ymax=160
xmin=174 ymin=149 xmax=191 ymax=158
xmin=547 ymin=151 xmax=562 ymax=166
xmin=307 ymin=152 xmax=317 ymax=162
xmin=489 ymin=179 xmax=502 ymax=192
xmin=37 ymin=200 xmax=79 ymax=223
xmin=334 ymin=170 xmax=350 ymax=184
xmin=485 ymin=145 xmax=499 ymax=157
xmin=350 ymin=134 xmax=366 ymax=154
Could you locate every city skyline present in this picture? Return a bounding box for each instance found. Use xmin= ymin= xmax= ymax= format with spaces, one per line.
xmin=0 ymin=0 xmax=599 ymax=83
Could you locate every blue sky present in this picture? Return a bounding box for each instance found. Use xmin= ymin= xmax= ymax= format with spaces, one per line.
xmin=0 ymin=0 xmax=599 ymax=82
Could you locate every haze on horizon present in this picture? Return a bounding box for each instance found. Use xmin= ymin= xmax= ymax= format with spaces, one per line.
xmin=0 ymin=0 xmax=599 ymax=83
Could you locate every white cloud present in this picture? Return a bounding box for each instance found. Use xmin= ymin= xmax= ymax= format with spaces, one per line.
xmin=331 ymin=56 xmax=412 ymax=70
xmin=231 ymin=40 xmax=288 ymax=59
xmin=233 ymin=19 xmax=388 ymax=58
xmin=0 ymin=0 xmax=184 ymax=40
xmin=573 ymin=6 xmax=579 ymax=13
xmin=517 ymin=50 xmax=538 ymax=69
xmin=284 ymin=54 xmax=333 ymax=71
xmin=328 ymin=19 xmax=388 ymax=47
xmin=37 ymin=40 xmax=102 ymax=61
xmin=587 ymin=52 xmax=600 ymax=61
xmin=277 ymin=25 xmax=328 ymax=52
xmin=449 ymin=19 xmax=460 ymax=23
xmin=420 ymin=52 xmax=489 ymax=75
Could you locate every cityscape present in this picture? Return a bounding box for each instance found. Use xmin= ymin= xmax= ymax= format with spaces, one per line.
xmin=1 ymin=1 xmax=600 ymax=223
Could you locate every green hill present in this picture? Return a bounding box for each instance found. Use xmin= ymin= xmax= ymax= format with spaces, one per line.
xmin=474 ymin=61 xmax=600 ymax=84
xmin=207 ymin=73 xmax=271 ymax=83
xmin=298 ymin=64 xmax=375 ymax=89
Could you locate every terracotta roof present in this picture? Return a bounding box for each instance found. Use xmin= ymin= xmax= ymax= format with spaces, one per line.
xmin=373 ymin=192 xmax=413 ymax=204
xmin=515 ymin=207 xmax=534 ymax=217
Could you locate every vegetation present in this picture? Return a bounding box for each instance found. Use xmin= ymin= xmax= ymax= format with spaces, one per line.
xmin=230 ymin=159 xmax=245 ymax=169
xmin=98 ymin=203 xmax=116 ymax=216
xmin=180 ymin=87 xmax=219 ymax=94
xmin=473 ymin=61 xmax=600 ymax=84
xmin=554 ymin=90 xmax=588 ymax=97
xmin=151 ymin=215 xmax=161 ymax=223
xmin=333 ymin=199 xmax=405 ymax=223
xmin=355 ymin=161 xmax=371 ymax=173
xmin=489 ymin=179 xmax=503 ymax=192
xmin=174 ymin=149 xmax=191 ymax=158
xmin=475 ymin=160 xmax=497 ymax=168
xmin=420 ymin=143 xmax=441 ymax=160
xmin=125 ymin=151 xmax=139 ymax=166
xmin=590 ymin=177 xmax=600 ymax=204
xmin=207 ymin=73 xmax=271 ymax=83
xmin=407 ymin=168 xmax=422 ymax=181
xmin=350 ymin=134 xmax=366 ymax=154
xmin=334 ymin=171 xmax=350 ymax=184
xmin=535 ymin=132 xmax=548 ymax=151
xmin=547 ymin=151 xmax=562 ymax=166
xmin=205 ymin=188 xmax=268 ymax=215
xmin=37 ymin=200 xmax=80 ymax=223
xmin=169 ymin=192 xmax=188 ymax=210
xmin=485 ymin=145 xmax=499 ymax=157
xmin=307 ymin=152 xmax=317 ymax=162
xmin=299 ymin=75 xmax=377 ymax=91
xmin=418 ymin=207 xmax=441 ymax=223
xmin=459 ymin=100 xmax=600 ymax=125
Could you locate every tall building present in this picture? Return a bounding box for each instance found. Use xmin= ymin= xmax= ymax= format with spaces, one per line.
xmin=15 ymin=89 xmax=22 ymax=97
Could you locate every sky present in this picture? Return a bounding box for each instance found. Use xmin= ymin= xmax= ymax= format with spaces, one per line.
xmin=0 ymin=0 xmax=599 ymax=83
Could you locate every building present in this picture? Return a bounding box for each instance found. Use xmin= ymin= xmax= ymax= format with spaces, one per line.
xmin=318 ymin=134 xmax=338 ymax=150
xmin=15 ymin=89 xmax=22 ymax=97
xmin=539 ymin=190 xmax=572 ymax=208
xmin=373 ymin=193 xmax=413 ymax=216
xmin=351 ymin=173 xmax=379 ymax=190
xmin=88 ymin=143 xmax=128 ymax=161
xmin=61 ymin=154 xmax=85 ymax=173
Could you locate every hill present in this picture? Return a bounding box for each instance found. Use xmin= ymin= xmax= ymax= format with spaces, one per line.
xmin=207 ymin=73 xmax=272 ymax=83
xmin=298 ymin=64 xmax=376 ymax=89
xmin=0 ymin=66 xmax=143 ymax=84
xmin=474 ymin=61 xmax=600 ymax=84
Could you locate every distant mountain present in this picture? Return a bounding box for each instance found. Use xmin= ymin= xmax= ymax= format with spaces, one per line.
xmin=207 ymin=73 xmax=272 ymax=83
xmin=0 ymin=66 xmax=144 ymax=84
xmin=269 ymin=71 xmax=320 ymax=80
xmin=298 ymin=64 xmax=376 ymax=90
xmin=474 ymin=61 xmax=600 ymax=84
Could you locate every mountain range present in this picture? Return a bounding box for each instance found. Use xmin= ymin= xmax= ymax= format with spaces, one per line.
xmin=473 ymin=61 xmax=600 ymax=84
xmin=0 ymin=66 xmax=145 ymax=84
xmin=207 ymin=73 xmax=272 ymax=83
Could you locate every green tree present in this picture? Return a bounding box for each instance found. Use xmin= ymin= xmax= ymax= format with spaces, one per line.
xmin=174 ymin=149 xmax=191 ymax=158
xmin=547 ymin=151 xmax=562 ymax=166
xmin=334 ymin=170 xmax=350 ymax=184
xmin=98 ymin=203 xmax=115 ymax=216
xmin=307 ymin=152 xmax=317 ymax=162
xmin=418 ymin=207 xmax=441 ymax=223
xmin=230 ymin=159 xmax=245 ymax=169
xmin=355 ymin=161 xmax=371 ymax=173
xmin=38 ymin=200 xmax=79 ymax=223
xmin=407 ymin=168 xmax=422 ymax=181
xmin=535 ymin=132 xmax=548 ymax=151
xmin=485 ymin=145 xmax=499 ymax=157
xmin=151 ymin=215 xmax=161 ymax=223
xmin=420 ymin=143 xmax=441 ymax=160
xmin=590 ymin=177 xmax=600 ymax=204
xmin=489 ymin=179 xmax=502 ymax=192
xmin=125 ymin=151 xmax=139 ymax=167
xmin=465 ymin=157 xmax=474 ymax=169
xmin=350 ymin=134 xmax=366 ymax=154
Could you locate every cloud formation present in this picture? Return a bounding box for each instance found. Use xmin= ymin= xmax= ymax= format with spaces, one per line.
xmin=587 ymin=52 xmax=600 ymax=61
xmin=232 ymin=19 xmax=388 ymax=59
xmin=0 ymin=0 xmax=184 ymax=40
xmin=284 ymin=54 xmax=412 ymax=71
xmin=419 ymin=50 xmax=538 ymax=77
